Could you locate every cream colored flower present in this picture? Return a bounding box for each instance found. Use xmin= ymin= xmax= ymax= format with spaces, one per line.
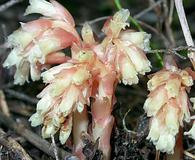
xmin=25 ymin=0 xmax=75 ymax=25
xmin=119 ymin=30 xmax=151 ymax=51
xmin=29 ymin=62 xmax=92 ymax=143
xmin=94 ymin=10 xmax=151 ymax=86
xmin=145 ymin=68 xmax=193 ymax=153
xmin=102 ymin=9 xmax=130 ymax=38
xmin=3 ymin=0 xmax=80 ymax=85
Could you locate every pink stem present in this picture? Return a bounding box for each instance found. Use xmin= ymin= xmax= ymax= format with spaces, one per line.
xmin=73 ymin=106 xmax=89 ymax=160
xmin=91 ymin=72 xmax=117 ymax=159
xmin=91 ymin=97 xmax=115 ymax=160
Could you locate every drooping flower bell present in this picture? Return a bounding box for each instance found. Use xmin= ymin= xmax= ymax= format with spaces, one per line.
xmin=93 ymin=9 xmax=151 ymax=86
xmin=144 ymin=68 xmax=193 ymax=153
xmin=3 ymin=0 xmax=80 ymax=85
xmin=29 ymin=61 xmax=92 ymax=144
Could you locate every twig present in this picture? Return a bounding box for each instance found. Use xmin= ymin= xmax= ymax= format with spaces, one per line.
xmin=146 ymin=46 xmax=195 ymax=60
xmin=8 ymin=101 xmax=33 ymax=117
xmin=88 ymin=16 xmax=109 ymax=25
xmin=0 ymin=0 xmax=23 ymax=12
xmin=184 ymin=151 xmax=195 ymax=159
xmin=134 ymin=0 xmax=164 ymax=19
xmin=168 ymin=0 xmax=174 ymax=24
xmin=0 ymin=111 xmax=73 ymax=159
xmin=4 ymin=89 xmax=38 ymax=105
xmin=0 ymin=128 xmax=32 ymax=160
xmin=174 ymin=0 xmax=195 ymax=69
xmin=0 ymin=90 xmax=10 ymax=117
xmin=174 ymin=0 xmax=194 ymax=46
xmin=1 ymin=24 xmax=7 ymax=42
xmin=122 ymin=107 xmax=137 ymax=135
xmin=163 ymin=0 xmax=176 ymax=47
xmin=147 ymin=46 xmax=195 ymax=53
xmin=187 ymin=145 xmax=195 ymax=152
xmin=155 ymin=151 xmax=160 ymax=160
xmin=51 ymin=135 xmax=59 ymax=160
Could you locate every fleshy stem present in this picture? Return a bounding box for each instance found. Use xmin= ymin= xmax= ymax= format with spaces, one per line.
xmin=73 ymin=107 xmax=89 ymax=159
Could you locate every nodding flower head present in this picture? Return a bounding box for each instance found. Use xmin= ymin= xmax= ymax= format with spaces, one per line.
xmin=102 ymin=9 xmax=130 ymax=38
xmin=3 ymin=0 xmax=80 ymax=85
xmin=81 ymin=23 xmax=96 ymax=46
xmin=25 ymin=0 xmax=75 ymax=26
xmin=29 ymin=38 xmax=117 ymax=144
xmin=29 ymin=62 xmax=92 ymax=144
xmin=144 ymin=68 xmax=193 ymax=153
xmin=94 ymin=9 xmax=151 ymax=86
xmin=94 ymin=30 xmax=151 ymax=86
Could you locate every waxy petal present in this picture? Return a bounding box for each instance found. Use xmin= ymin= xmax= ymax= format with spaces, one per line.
xmin=59 ymin=116 xmax=73 ymax=144
xmin=125 ymin=46 xmax=151 ymax=75
xmin=117 ymin=54 xmax=138 ymax=85
xmin=156 ymin=133 xmax=175 ymax=154
xmin=119 ymin=30 xmax=151 ymax=51
xmin=165 ymin=78 xmax=181 ymax=98
xmin=81 ymin=23 xmax=95 ymax=45
xmin=144 ymin=86 xmax=167 ymax=116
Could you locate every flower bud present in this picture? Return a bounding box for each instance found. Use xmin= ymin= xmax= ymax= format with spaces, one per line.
xmin=145 ymin=68 xmax=193 ymax=153
xmin=59 ymin=116 xmax=73 ymax=144
xmin=25 ymin=0 xmax=75 ymax=25
xmin=81 ymin=23 xmax=95 ymax=45
xmin=102 ymin=9 xmax=130 ymax=38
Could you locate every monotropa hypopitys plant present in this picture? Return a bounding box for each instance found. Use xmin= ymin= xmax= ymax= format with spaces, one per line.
xmin=3 ymin=0 xmax=195 ymax=159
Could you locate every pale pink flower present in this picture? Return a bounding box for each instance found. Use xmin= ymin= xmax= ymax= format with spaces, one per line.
xmin=145 ymin=68 xmax=193 ymax=153
xmin=94 ymin=9 xmax=151 ymax=85
xmin=25 ymin=0 xmax=75 ymax=25
xmin=3 ymin=0 xmax=80 ymax=85
xmin=29 ymin=62 xmax=92 ymax=143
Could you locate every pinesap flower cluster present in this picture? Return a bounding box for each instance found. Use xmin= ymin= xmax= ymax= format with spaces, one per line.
xmin=3 ymin=0 xmax=195 ymax=159
xmin=144 ymin=67 xmax=193 ymax=153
